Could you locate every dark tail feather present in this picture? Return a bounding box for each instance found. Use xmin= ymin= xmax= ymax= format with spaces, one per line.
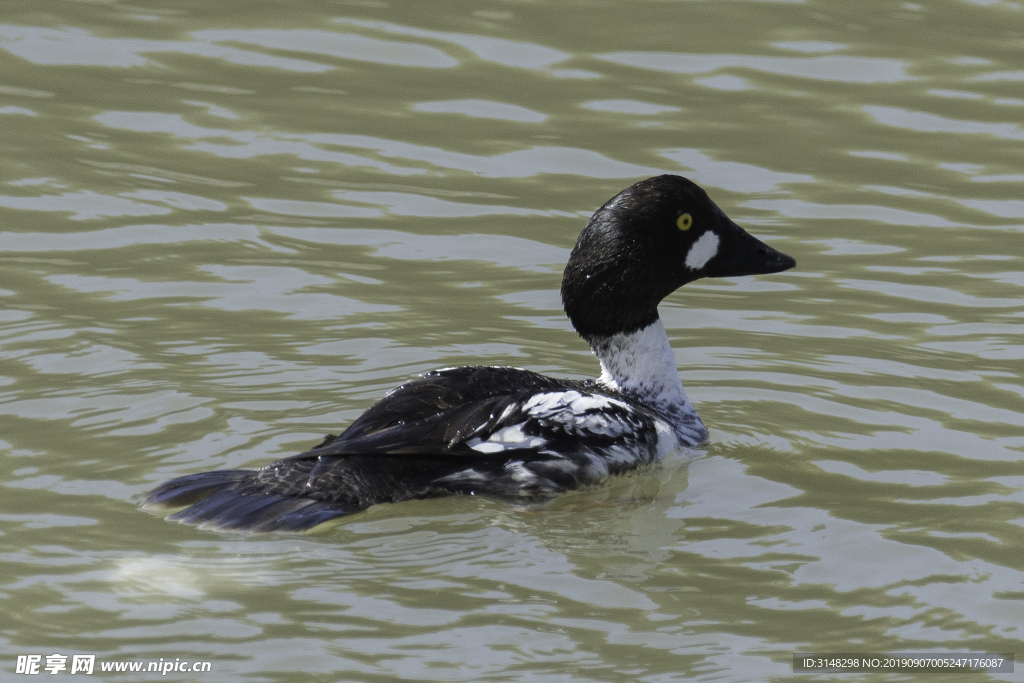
xmin=165 ymin=487 xmax=280 ymax=527
xmin=261 ymin=500 xmax=353 ymax=532
xmin=142 ymin=470 xmax=251 ymax=508
xmin=142 ymin=470 xmax=355 ymax=532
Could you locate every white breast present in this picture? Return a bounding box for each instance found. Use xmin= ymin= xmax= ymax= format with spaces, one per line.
xmin=589 ymin=319 xmax=707 ymax=444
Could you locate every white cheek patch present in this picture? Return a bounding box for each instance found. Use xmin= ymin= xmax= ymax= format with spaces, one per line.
xmin=684 ymin=231 xmax=720 ymax=271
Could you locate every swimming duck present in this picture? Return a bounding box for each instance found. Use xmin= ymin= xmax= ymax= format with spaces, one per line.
xmin=143 ymin=175 xmax=795 ymax=531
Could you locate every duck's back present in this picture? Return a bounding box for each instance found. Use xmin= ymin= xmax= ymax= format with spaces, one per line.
xmin=143 ymin=366 xmax=678 ymax=531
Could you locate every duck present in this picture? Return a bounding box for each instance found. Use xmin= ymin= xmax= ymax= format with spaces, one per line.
xmin=142 ymin=175 xmax=796 ymax=531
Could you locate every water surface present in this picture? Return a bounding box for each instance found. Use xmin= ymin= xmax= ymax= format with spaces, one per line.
xmin=2 ymin=0 xmax=1023 ymax=681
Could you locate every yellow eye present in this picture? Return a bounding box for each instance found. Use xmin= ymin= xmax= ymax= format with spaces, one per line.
xmin=676 ymin=213 xmax=693 ymax=231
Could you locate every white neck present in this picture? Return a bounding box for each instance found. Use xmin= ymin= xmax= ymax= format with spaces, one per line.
xmin=589 ymin=319 xmax=706 ymax=440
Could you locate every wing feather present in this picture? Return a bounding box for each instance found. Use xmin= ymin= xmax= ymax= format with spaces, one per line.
xmin=143 ymin=366 xmax=668 ymax=531
xmin=279 ymin=366 xmax=585 ymax=462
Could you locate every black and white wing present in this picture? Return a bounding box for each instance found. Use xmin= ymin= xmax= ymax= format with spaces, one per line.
xmin=142 ymin=367 xmax=675 ymax=531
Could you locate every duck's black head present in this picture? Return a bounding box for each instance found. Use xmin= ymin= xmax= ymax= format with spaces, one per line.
xmin=561 ymin=175 xmax=796 ymax=340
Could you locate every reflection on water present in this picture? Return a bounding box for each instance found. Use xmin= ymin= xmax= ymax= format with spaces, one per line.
xmin=1 ymin=0 xmax=1022 ymax=680
xmin=598 ymin=51 xmax=916 ymax=84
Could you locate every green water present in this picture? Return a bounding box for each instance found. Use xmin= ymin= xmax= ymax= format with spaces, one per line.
xmin=2 ymin=0 xmax=1023 ymax=681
